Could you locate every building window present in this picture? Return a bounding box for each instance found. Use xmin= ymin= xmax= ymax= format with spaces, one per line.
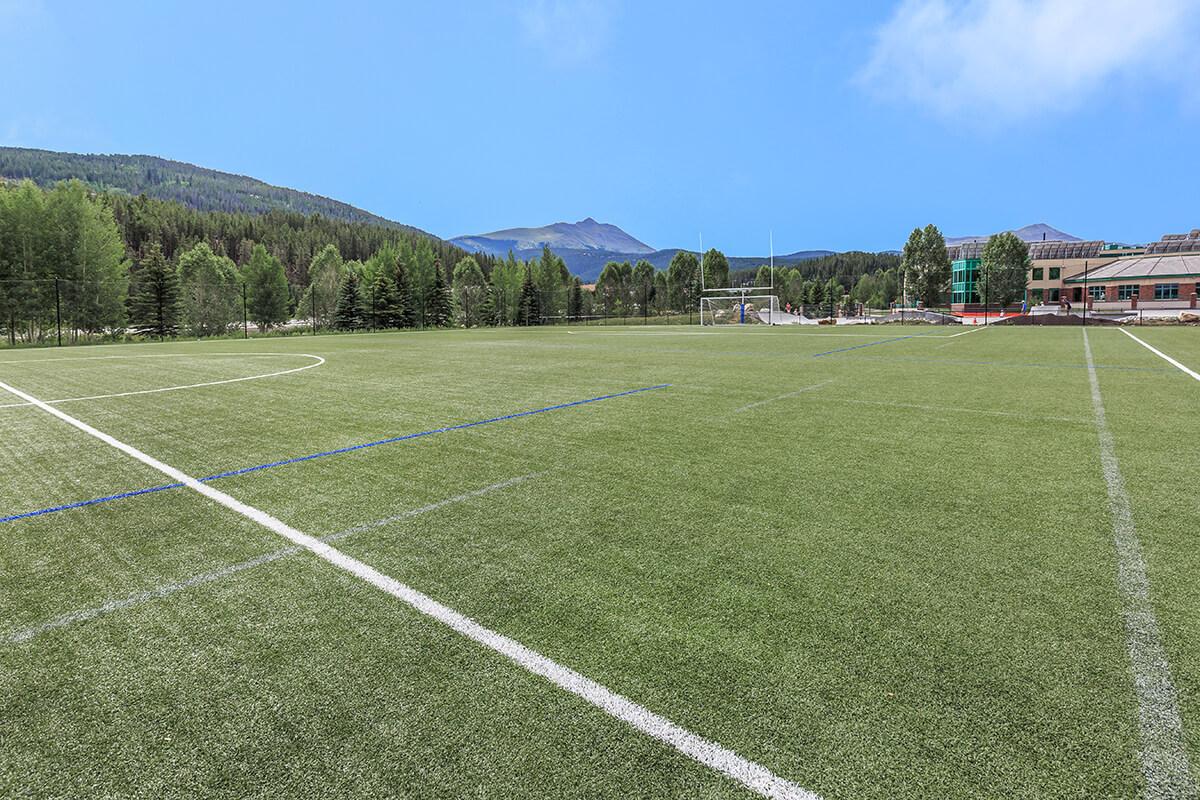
xmin=1048 ymin=267 xmax=1061 ymax=280
xmin=1155 ymin=283 xmax=1179 ymax=300
xmin=1117 ymin=284 xmax=1138 ymax=300
xmin=1031 ymin=267 xmax=1044 ymax=280
xmin=1030 ymin=288 xmax=1044 ymax=302
xmin=1088 ymin=286 xmax=1105 ymax=300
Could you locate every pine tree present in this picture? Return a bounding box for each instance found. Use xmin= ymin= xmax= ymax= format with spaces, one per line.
xmin=371 ymin=272 xmax=402 ymax=328
xmin=334 ymin=271 xmax=364 ymax=330
xmin=428 ymin=262 xmax=453 ymax=327
xmin=478 ymin=281 xmax=497 ymax=326
xmin=127 ymin=242 xmax=180 ymax=339
xmin=568 ymin=276 xmax=583 ymax=320
xmin=517 ymin=266 xmax=541 ymax=326
xmin=394 ymin=261 xmax=415 ymax=328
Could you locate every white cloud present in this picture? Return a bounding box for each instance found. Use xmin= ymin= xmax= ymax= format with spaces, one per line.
xmin=859 ymin=0 xmax=1200 ymax=120
xmin=520 ymin=0 xmax=616 ymax=65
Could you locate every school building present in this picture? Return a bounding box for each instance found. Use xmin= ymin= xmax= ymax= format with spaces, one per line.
xmin=948 ymin=229 xmax=1200 ymax=312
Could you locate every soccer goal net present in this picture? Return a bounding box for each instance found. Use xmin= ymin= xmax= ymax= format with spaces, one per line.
xmin=699 ymin=294 xmax=784 ymax=326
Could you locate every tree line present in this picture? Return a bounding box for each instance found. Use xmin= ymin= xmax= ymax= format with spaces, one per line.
xmin=3 ymin=177 xmax=1029 ymax=346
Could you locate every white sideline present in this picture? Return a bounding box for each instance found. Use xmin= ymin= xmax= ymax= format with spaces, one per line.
xmin=0 ymin=353 xmax=324 ymax=409
xmin=1083 ymin=331 xmax=1196 ymax=798
xmin=4 ymin=474 xmax=540 ymax=644
xmin=734 ymin=381 xmax=832 ymax=413
xmin=0 ymin=377 xmax=819 ymax=800
xmin=1119 ymin=329 xmax=1200 ymax=382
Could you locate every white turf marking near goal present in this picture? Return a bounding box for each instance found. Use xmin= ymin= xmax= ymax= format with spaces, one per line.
xmin=0 ymin=353 xmax=324 ymax=409
xmin=734 ymin=381 xmax=833 ymax=413
xmin=1083 ymin=330 xmax=1196 ymax=799
xmin=0 ymin=377 xmax=819 ymax=800
xmin=933 ymin=326 xmax=986 ymax=348
xmin=1119 ymin=329 xmax=1200 ymax=382
xmin=4 ymin=474 xmax=540 ymax=645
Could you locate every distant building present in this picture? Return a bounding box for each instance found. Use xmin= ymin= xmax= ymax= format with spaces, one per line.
xmin=947 ymin=230 xmax=1200 ymax=312
xmin=1062 ymin=253 xmax=1200 ymax=311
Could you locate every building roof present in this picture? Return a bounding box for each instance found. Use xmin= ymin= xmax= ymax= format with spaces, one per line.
xmin=948 ymin=240 xmax=1104 ymax=261
xmin=1145 ymin=228 xmax=1200 ymax=254
xmin=1029 ymin=240 xmax=1103 ymax=260
xmin=1063 ymin=253 xmax=1200 ymax=283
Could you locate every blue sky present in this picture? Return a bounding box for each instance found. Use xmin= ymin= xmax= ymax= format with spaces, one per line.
xmin=2 ymin=0 xmax=1197 ymax=253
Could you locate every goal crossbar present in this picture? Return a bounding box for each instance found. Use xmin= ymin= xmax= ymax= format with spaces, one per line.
xmin=702 ymin=286 xmax=774 ymax=294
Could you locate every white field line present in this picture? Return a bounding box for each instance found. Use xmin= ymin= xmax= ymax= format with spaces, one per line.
xmin=1119 ymin=329 xmax=1200 ymax=382
xmin=3 ymin=474 xmax=540 ymax=645
xmin=571 ymin=329 xmax=972 ymax=339
xmin=0 ymin=377 xmax=819 ymax=800
xmin=933 ymin=326 xmax=986 ymax=348
xmin=578 ymin=331 xmax=907 ymax=338
xmin=0 ymin=351 xmax=306 ymax=365
xmin=734 ymin=381 xmax=833 ymax=413
xmin=0 ymin=353 xmax=324 ymax=409
xmin=1083 ymin=330 xmax=1196 ymax=799
xmin=808 ymin=396 xmax=1082 ymax=424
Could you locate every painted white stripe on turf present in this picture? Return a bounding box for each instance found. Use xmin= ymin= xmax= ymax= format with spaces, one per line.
xmin=1119 ymin=329 xmax=1200 ymax=382
xmin=4 ymin=475 xmax=539 ymax=644
xmin=1083 ymin=330 xmax=1197 ymax=799
xmin=0 ymin=377 xmax=819 ymax=800
xmin=734 ymin=381 xmax=832 ymax=413
xmin=0 ymin=353 xmax=324 ymax=409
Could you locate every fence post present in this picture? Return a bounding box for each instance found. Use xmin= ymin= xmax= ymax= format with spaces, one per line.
xmin=55 ymin=278 xmax=62 ymax=347
xmin=242 ymin=283 xmax=249 ymax=339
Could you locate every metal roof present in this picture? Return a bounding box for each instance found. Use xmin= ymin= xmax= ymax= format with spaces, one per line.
xmin=1029 ymin=240 xmax=1103 ymax=260
xmin=1145 ymin=229 xmax=1200 ymax=254
xmin=949 ymin=240 xmax=1104 ymax=262
xmin=1062 ymin=253 xmax=1200 ymax=283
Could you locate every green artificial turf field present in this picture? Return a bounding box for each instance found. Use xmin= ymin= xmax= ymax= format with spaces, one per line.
xmin=2 ymin=324 xmax=1198 ymax=799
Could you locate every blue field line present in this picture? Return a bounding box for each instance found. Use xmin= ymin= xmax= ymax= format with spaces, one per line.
xmin=811 ymin=333 xmax=931 ymax=357
xmin=0 ymin=483 xmax=184 ymax=524
xmin=2 ymin=383 xmax=670 ymax=525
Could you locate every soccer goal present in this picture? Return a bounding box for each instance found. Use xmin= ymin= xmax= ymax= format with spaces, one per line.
xmin=699 ymin=292 xmax=783 ymax=326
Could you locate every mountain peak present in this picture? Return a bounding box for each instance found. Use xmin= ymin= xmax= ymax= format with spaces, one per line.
xmin=450 ymin=218 xmax=654 ymax=256
xmin=945 ymin=223 xmax=1080 ymax=246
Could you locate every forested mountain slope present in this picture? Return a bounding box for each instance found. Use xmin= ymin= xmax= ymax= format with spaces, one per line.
xmin=0 ymin=147 xmax=430 ymax=236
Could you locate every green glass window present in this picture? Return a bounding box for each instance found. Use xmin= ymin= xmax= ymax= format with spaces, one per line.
xmin=1155 ymin=283 xmax=1179 ymax=300
xmin=1031 ymin=268 xmax=1044 ymax=280
xmin=1117 ymin=284 xmax=1138 ymax=300
xmin=1088 ymin=286 xmax=1105 ymax=300
xmin=1048 ymin=267 xmax=1061 ymax=280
